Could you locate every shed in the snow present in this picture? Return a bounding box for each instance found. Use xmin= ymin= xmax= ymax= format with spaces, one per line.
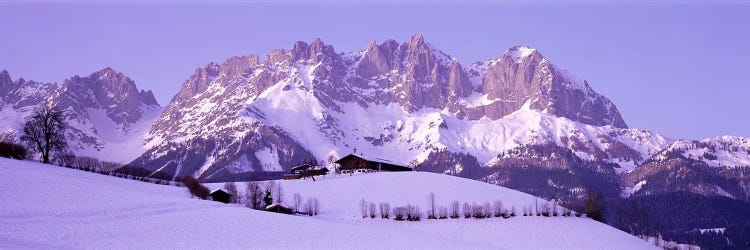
xmin=265 ymin=203 xmax=293 ymax=214
xmin=334 ymin=154 xmax=412 ymax=174
xmin=288 ymin=164 xmax=329 ymax=180
xmin=210 ymin=189 xmax=232 ymax=204
xmin=291 ymin=164 xmax=313 ymax=174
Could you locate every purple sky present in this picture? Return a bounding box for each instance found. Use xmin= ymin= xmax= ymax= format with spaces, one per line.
xmin=1 ymin=1 xmax=748 ymax=139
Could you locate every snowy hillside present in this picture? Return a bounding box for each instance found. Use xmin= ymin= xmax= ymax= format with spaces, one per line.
xmin=0 ymin=158 xmax=656 ymax=249
xmin=660 ymin=136 xmax=750 ymax=168
xmin=621 ymin=136 xmax=750 ymax=200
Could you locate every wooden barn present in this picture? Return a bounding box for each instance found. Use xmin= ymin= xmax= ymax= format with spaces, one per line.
xmin=265 ymin=203 xmax=293 ymax=214
xmin=285 ymin=164 xmax=330 ymax=180
xmin=334 ymin=154 xmax=412 ymax=174
xmin=210 ymin=188 xmax=231 ymax=204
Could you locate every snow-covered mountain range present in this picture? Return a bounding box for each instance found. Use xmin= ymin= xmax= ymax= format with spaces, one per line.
xmin=2 ymin=34 xmax=748 ymax=202
xmin=0 ymin=68 xmax=162 ymax=163
xmin=133 ymin=34 xmax=643 ymax=179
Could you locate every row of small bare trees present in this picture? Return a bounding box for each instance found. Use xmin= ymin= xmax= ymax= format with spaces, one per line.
xmin=209 ymin=181 xmax=320 ymax=216
xmin=521 ymin=197 xmax=579 ymax=217
xmin=293 ymin=193 xmax=320 ymax=216
xmin=359 ymin=193 xmax=581 ymax=221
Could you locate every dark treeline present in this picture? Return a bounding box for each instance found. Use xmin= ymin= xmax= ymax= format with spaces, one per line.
xmin=0 ymin=141 xmax=28 ymax=160
xmin=604 ymin=192 xmax=750 ymax=249
xmin=201 ymin=171 xmax=286 ymax=183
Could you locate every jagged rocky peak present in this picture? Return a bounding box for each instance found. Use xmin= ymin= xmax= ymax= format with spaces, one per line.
xmin=219 ymin=55 xmax=260 ymax=76
xmin=139 ymin=89 xmax=158 ymax=106
xmin=447 ymin=59 xmax=473 ymax=98
xmin=397 ymin=33 xmax=451 ymax=82
xmin=356 ymin=40 xmax=392 ymax=78
xmin=0 ymin=69 xmax=15 ymax=97
xmin=471 ymin=44 xmax=627 ymax=128
xmin=59 ymin=67 xmax=159 ymax=124
xmin=503 ymin=45 xmax=541 ymax=62
xmin=288 ymin=38 xmax=338 ymax=63
xmin=0 ymin=69 xmax=12 ymax=84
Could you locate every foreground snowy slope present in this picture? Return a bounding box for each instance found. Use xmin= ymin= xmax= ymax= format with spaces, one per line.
xmin=0 ymin=158 xmax=655 ymax=249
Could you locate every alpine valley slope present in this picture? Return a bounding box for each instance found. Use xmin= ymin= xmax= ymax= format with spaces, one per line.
xmin=0 ymin=157 xmax=657 ymax=249
xmin=0 ymin=68 xmax=162 ymax=163
xmin=132 ymin=35 xmax=750 ymax=203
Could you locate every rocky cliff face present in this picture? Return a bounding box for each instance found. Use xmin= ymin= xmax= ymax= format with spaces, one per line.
xmin=463 ymin=46 xmax=626 ymax=127
xmin=0 ymin=68 xmax=161 ymax=162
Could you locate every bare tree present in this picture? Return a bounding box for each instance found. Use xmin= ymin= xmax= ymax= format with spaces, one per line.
xmin=223 ymin=182 xmax=239 ymax=203
xmin=312 ymin=197 xmax=319 ymax=215
xmin=360 ymin=198 xmax=368 ymax=218
xmin=100 ymin=161 xmax=122 ymax=172
xmin=450 ymin=201 xmax=460 ymax=219
xmin=438 ymin=206 xmax=448 ymax=219
xmin=245 ymin=182 xmax=263 ymax=209
xmin=393 ymin=206 xmax=406 ymax=221
xmin=427 ymin=192 xmax=436 ymax=219
xmin=541 ymin=202 xmax=551 ymax=217
xmin=274 ymin=182 xmax=284 ymax=204
xmin=368 ymin=202 xmax=377 ymax=218
xmin=293 ymin=193 xmax=303 ymax=213
xmin=510 ymin=206 xmax=516 ymax=217
xmin=305 ymin=198 xmax=316 ymax=216
xmin=493 ymin=200 xmax=503 ymax=217
xmin=55 ymin=151 xmax=75 ymax=167
xmin=406 ymin=204 xmax=421 ymax=221
xmin=472 ymin=202 xmax=484 ymax=219
xmin=20 ymin=104 xmax=67 ymax=164
xmin=379 ymin=202 xmax=390 ymax=218
xmin=552 ymin=201 xmax=558 ymax=217
xmin=263 ymin=181 xmax=276 ymax=208
xmin=463 ymin=202 xmax=471 ymax=218
xmin=483 ymin=202 xmax=491 ymax=219
xmin=181 ymin=176 xmax=209 ymax=199
xmin=73 ymin=156 xmax=101 ymax=171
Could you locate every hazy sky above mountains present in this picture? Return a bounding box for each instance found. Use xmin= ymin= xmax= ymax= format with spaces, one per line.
xmin=1 ymin=1 xmax=748 ymax=139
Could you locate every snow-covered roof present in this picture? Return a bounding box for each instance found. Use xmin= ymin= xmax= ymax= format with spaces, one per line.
xmin=291 ymin=164 xmax=328 ymax=171
xmin=335 ymin=154 xmax=411 ymax=168
xmin=291 ymin=164 xmax=312 ymax=170
xmin=210 ymin=188 xmax=228 ymax=194
xmin=265 ymin=203 xmax=290 ymax=210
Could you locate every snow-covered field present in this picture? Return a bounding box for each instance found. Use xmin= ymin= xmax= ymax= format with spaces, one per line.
xmin=0 ymin=158 xmax=655 ymax=249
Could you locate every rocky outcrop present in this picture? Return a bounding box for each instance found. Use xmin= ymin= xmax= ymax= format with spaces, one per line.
xmin=61 ymin=67 xmax=157 ymax=124
xmin=462 ymin=46 xmax=627 ymax=127
xmin=0 ymin=70 xmax=14 ymax=99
